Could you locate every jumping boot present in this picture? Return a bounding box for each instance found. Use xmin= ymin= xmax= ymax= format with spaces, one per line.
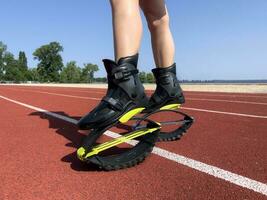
xmin=144 ymin=63 xmax=185 ymax=113
xmin=77 ymin=54 xmax=148 ymax=130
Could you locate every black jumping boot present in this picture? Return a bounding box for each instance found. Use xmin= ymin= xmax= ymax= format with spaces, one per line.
xmin=144 ymin=63 xmax=185 ymax=113
xmin=77 ymin=54 xmax=148 ymax=130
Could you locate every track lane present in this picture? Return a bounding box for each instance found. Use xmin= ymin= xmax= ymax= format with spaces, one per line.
xmin=1 ymin=98 xmax=266 ymax=199
xmin=0 ymin=87 xmax=266 ymax=186
xmin=2 ymin=86 xmax=267 ymax=117
xmin=5 ymin=86 xmax=267 ymax=106
xmin=2 ymin=85 xmax=267 ymax=103
xmin=0 ymin=97 xmax=266 ymax=199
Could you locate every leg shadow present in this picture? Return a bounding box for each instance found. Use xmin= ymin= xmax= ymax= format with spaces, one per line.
xmin=30 ymin=111 xmax=135 ymax=172
xmin=30 ymin=111 xmax=100 ymax=171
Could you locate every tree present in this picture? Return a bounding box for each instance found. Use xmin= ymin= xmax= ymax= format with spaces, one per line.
xmin=0 ymin=42 xmax=29 ymax=82
xmin=146 ymin=72 xmax=155 ymax=83
xmin=60 ymin=61 xmax=81 ymax=83
xmin=18 ymin=51 xmax=28 ymax=70
xmin=27 ymin=68 xmax=40 ymax=82
xmin=33 ymin=42 xmax=63 ymax=82
xmin=0 ymin=42 xmax=7 ymax=80
xmin=81 ymin=63 xmax=99 ymax=83
xmin=3 ymin=52 xmax=26 ymax=82
xmin=94 ymin=77 xmax=107 ymax=83
xmin=139 ymin=71 xmax=147 ymax=83
xmin=17 ymin=51 xmax=28 ymax=81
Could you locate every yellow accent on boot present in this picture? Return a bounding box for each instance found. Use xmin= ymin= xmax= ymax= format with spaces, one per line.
xmin=119 ymin=107 xmax=145 ymax=123
xmin=84 ymin=126 xmax=160 ymax=159
xmin=160 ymin=103 xmax=180 ymax=110
xmin=77 ymin=147 xmax=86 ymax=161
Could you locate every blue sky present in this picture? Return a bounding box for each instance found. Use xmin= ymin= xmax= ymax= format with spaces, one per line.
xmin=0 ymin=0 xmax=266 ymax=80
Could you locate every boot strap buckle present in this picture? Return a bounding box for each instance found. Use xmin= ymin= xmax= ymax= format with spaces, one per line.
xmin=102 ymin=96 xmax=123 ymax=111
xmin=112 ymin=65 xmax=138 ymax=80
xmin=114 ymin=71 xmax=124 ymax=80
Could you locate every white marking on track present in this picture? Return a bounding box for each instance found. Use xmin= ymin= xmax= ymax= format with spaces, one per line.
xmin=186 ymin=93 xmax=267 ymax=99
xmin=0 ymin=94 xmax=266 ymax=196
xmin=181 ymin=107 xmax=267 ymax=119
xmin=36 ymin=90 xmax=101 ymax=100
xmin=23 ymin=89 xmax=267 ymax=106
xmin=4 ymin=88 xmax=100 ymax=100
xmin=0 ymin=83 xmax=267 ymax=98
xmin=4 ymin=88 xmax=267 ymax=119
xmin=187 ymin=97 xmax=267 ymax=106
xmin=75 ymin=89 xmax=267 ymax=99
xmin=13 ymin=88 xmax=267 ymax=106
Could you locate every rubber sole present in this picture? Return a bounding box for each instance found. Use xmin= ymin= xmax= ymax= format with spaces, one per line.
xmin=134 ymin=107 xmax=194 ymax=142
xmin=77 ymin=125 xmax=160 ymax=161
xmin=86 ymin=130 xmax=159 ymax=171
xmin=77 ymin=104 xmax=194 ymax=170
xmin=157 ymin=115 xmax=194 ymax=141
xmin=77 ymin=107 xmax=155 ymax=161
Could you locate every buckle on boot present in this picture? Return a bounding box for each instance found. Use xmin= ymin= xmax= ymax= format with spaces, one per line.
xmin=102 ymin=96 xmax=123 ymax=111
xmin=114 ymin=71 xmax=124 ymax=80
xmin=112 ymin=65 xmax=138 ymax=81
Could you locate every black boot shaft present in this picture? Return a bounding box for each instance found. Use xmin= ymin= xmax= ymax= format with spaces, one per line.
xmin=102 ymin=54 xmax=145 ymax=101
xmin=78 ymin=54 xmax=148 ymax=130
xmin=117 ymin=54 xmax=138 ymax=66
xmin=152 ymin=63 xmax=176 ymax=78
xmin=103 ymin=54 xmax=138 ymax=75
xmin=152 ymin=63 xmax=183 ymax=98
xmin=144 ymin=63 xmax=184 ymax=113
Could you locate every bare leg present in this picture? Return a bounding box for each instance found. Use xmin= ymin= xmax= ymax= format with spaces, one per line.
xmin=140 ymin=0 xmax=175 ymax=68
xmin=110 ymin=0 xmax=142 ymax=62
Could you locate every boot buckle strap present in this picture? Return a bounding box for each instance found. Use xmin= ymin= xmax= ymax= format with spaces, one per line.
xmin=102 ymin=96 xmax=123 ymax=111
xmin=114 ymin=71 xmax=124 ymax=80
xmin=112 ymin=65 xmax=138 ymax=80
xmin=113 ymin=69 xmax=138 ymax=80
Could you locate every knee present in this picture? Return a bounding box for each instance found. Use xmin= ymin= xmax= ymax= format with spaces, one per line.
xmin=110 ymin=0 xmax=136 ymax=17
xmin=145 ymin=11 xmax=170 ymax=32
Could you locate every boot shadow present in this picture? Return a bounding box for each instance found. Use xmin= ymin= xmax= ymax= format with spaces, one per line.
xmin=30 ymin=111 xmax=133 ymax=171
xmin=30 ymin=111 xmax=101 ymax=171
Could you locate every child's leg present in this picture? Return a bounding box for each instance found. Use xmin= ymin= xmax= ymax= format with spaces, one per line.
xmin=110 ymin=0 xmax=142 ymax=62
xmin=140 ymin=0 xmax=184 ymax=112
xmin=140 ymin=0 xmax=175 ymax=68
xmin=78 ymin=0 xmax=146 ymax=130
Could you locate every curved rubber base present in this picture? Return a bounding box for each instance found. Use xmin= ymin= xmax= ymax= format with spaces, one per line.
xmin=134 ymin=108 xmax=194 ymax=142
xmin=87 ymin=131 xmax=159 ymax=170
xmin=157 ymin=115 xmax=194 ymax=141
xmin=77 ymin=105 xmax=194 ymax=171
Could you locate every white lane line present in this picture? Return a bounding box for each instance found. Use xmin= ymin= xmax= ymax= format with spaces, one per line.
xmin=187 ymin=97 xmax=267 ymax=106
xmin=0 ymin=95 xmax=78 ymax=124
xmin=0 ymin=94 xmax=266 ymax=196
xmin=3 ymin=88 xmax=267 ymax=119
xmin=37 ymin=89 xmax=105 ymax=95
xmin=186 ymin=93 xmax=267 ymax=99
xmin=35 ymin=90 xmax=267 ymax=106
xmin=2 ymin=84 xmax=267 ymax=98
xmin=4 ymin=88 xmax=100 ymax=100
xmin=181 ymin=107 xmax=267 ymax=119
xmin=10 ymin=87 xmax=267 ymax=106
xmin=36 ymin=90 xmax=101 ymax=100
xmin=17 ymin=89 xmax=267 ymax=106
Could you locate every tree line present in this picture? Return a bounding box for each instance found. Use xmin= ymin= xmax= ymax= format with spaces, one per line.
xmin=0 ymin=41 xmax=99 ymax=83
xmin=0 ymin=41 xmax=155 ymax=83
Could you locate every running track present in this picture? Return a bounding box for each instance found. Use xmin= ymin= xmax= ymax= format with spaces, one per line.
xmin=0 ymin=85 xmax=266 ymax=200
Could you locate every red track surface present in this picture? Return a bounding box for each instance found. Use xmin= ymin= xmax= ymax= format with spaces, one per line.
xmin=0 ymin=85 xmax=266 ymax=200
